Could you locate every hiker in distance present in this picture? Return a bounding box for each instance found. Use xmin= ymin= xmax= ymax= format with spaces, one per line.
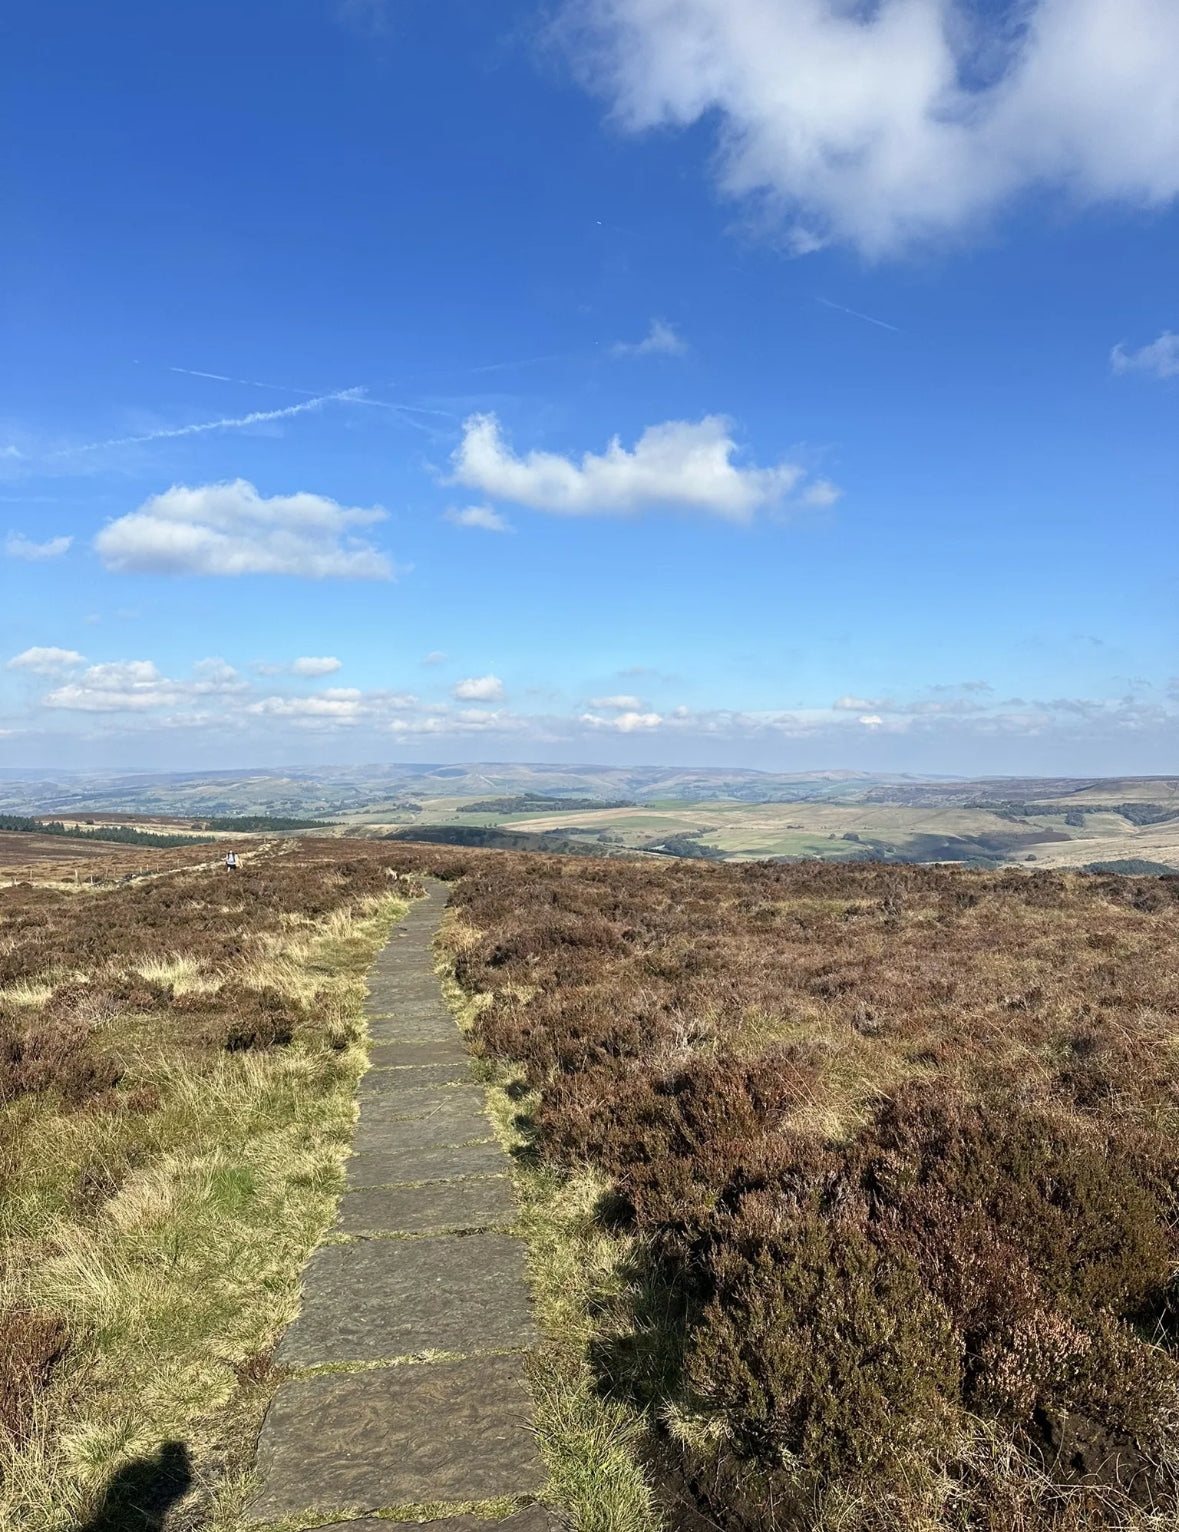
xmin=225 ymin=850 xmax=238 ymax=872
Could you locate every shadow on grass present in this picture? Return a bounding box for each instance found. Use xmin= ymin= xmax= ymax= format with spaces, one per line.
xmin=77 ymin=1441 xmax=193 ymax=1532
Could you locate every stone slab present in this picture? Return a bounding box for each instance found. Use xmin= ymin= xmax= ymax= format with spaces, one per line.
xmin=250 ymin=1354 xmax=544 ymax=1521
xmin=368 ymin=1041 xmax=470 ymax=1070
xmin=353 ymin=1106 xmax=491 ymax=1155
xmin=365 ymin=998 xmax=454 ymax=1019
xmin=359 ymin=1062 xmax=472 ymax=1092
xmin=367 ymin=1018 xmax=460 ymax=1045
xmin=337 ymin=1178 xmax=517 ymax=1236
xmin=347 ymin=1141 xmax=508 ymax=1187
xmin=311 ymin=1506 xmax=560 ymax=1532
xmin=276 ymin=1233 xmax=537 ymax=1364
xmin=364 ymin=1015 xmax=456 ymax=1031
xmin=357 ymin=1084 xmax=487 ymax=1119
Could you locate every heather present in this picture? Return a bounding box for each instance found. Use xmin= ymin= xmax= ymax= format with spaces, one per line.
xmin=437 ymin=852 xmax=1179 ymax=1530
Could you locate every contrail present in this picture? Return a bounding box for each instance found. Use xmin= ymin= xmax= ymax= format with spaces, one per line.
xmin=815 ymin=297 xmax=900 ymax=333
xmin=49 ymin=390 xmax=360 ymax=457
xmin=465 ymin=352 xmax=567 ymax=374
xmin=169 ymin=366 xmax=320 ymax=396
xmin=170 ymin=366 xmax=454 ymax=423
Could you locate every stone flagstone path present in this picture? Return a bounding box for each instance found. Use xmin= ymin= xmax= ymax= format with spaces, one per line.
xmin=248 ymin=880 xmax=550 ymax=1530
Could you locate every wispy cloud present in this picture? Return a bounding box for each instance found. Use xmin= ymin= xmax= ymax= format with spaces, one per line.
xmin=611 ymin=319 xmax=688 ymax=357
xmin=5 ymin=532 xmax=72 ymax=560
xmin=444 ymin=505 xmax=512 ymax=533
xmin=1111 ymin=332 xmax=1179 ymax=379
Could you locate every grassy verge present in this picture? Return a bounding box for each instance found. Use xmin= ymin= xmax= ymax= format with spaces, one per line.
xmin=435 ymin=910 xmax=661 ymax=1532
xmin=0 ymin=848 xmax=413 ymax=1531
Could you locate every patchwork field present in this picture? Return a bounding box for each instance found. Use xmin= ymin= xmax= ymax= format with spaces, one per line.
xmin=431 ymin=791 xmax=1179 ymax=870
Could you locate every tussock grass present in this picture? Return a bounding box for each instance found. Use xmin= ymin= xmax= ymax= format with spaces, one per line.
xmin=0 ymin=842 xmax=417 ymax=1531
xmin=436 ymin=910 xmax=661 ymax=1532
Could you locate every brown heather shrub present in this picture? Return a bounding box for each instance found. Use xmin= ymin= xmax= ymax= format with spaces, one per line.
xmin=172 ymin=984 xmax=304 ymax=1051
xmin=0 ymin=1310 xmax=67 ymax=1444
xmin=0 ymin=1014 xmax=123 ymax=1107
xmin=687 ymin=1218 xmax=962 ymax=1488
xmin=430 ymin=848 xmax=1179 ymax=1527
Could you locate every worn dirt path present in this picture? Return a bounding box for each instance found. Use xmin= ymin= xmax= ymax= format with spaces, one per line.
xmin=247 ymin=880 xmax=550 ymax=1531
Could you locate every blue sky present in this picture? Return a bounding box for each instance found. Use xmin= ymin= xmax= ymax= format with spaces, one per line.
xmin=2 ymin=0 xmax=1177 ymax=775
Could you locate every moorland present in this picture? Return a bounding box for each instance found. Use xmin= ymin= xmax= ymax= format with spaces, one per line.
xmin=0 ymin=839 xmax=414 ymax=1529
xmin=5 ymin=833 xmax=1179 ymax=1532
xmin=422 ymin=847 xmax=1179 ymax=1531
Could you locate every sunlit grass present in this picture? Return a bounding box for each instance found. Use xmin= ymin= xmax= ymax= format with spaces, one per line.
xmin=436 ymin=910 xmax=662 ymax=1532
xmin=0 ymin=870 xmax=410 ymax=1531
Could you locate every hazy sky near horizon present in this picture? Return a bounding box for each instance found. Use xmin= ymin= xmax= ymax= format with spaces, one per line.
xmin=2 ymin=0 xmax=1178 ymax=777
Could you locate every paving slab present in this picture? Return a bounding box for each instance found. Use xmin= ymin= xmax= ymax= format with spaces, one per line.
xmin=367 ymin=1017 xmax=460 ymax=1045
xmin=277 ymin=1233 xmax=536 ymax=1365
xmin=346 ymin=1141 xmax=508 ymax=1187
xmin=368 ymin=1041 xmax=470 ymax=1070
xmin=252 ymin=882 xmax=546 ymax=1530
xmin=311 ymin=1506 xmax=560 ymax=1532
xmin=359 ymin=1062 xmax=472 ymax=1091
xmin=336 ymin=1177 xmax=518 ymax=1236
xmin=250 ymin=1354 xmax=544 ymax=1521
xmin=353 ymin=1106 xmax=491 ymax=1155
xmin=356 ymin=1083 xmax=488 ymax=1119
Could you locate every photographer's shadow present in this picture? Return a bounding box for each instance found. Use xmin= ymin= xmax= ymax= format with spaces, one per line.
xmin=76 ymin=1441 xmax=193 ymax=1532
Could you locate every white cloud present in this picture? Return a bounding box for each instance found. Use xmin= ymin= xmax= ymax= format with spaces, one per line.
xmin=291 ymin=655 xmax=343 ymax=676
xmin=611 ymin=318 xmax=688 ymax=357
xmin=453 ymin=674 xmax=505 ymax=702
xmin=444 ymin=504 xmax=513 ymax=533
xmin=6 ymin=646 xmax=86 ymax=675
xmin=581 ymin=709 xmax=663 ymax=731
xmin=451 ymin=413 xmax=811 ymax=521
xmin=44 ymin=660 xmax=180 ymax=712
xmin=589 ymin=694 xmax=644 ymax=710
xmin=801 ymin=480 xmax=841 ymax=509
xmin=834 ymin=694 xmax=889 ymax=712
xmin=423 ymin=651 xmax=447 ymax=665
xmin=247 ymin=689 xmax=364 ymax=721
xmin=859 ymin=714 xmax=885 ymax=728
xmin=41 ymin=657 xmax=245 ymax=712
xmin=7 ymin=646 xmax=86 ymax=677
xmin=564 ymin=0 xmax=1179 ymax=255
xmin=5 ymin=533 xmax=72 ymax=560
xmin=1111 ymin=332 xmax=1179 ymax=380
xmin=94 ymin=479 xmax=393 ymax=578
